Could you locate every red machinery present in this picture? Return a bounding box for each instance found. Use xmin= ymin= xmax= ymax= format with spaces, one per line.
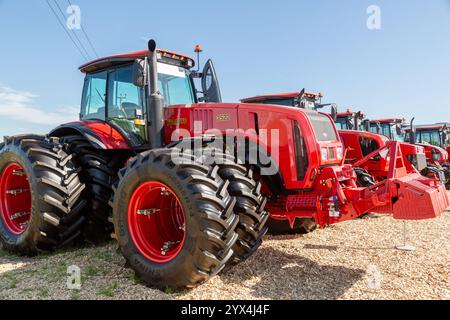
xmin=371 ymin=119 xmax=450 ymax=188
xmin=1 ymin=41 xmax=448 ymax=290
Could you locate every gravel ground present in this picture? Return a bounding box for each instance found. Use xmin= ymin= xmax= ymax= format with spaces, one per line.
xmin=0 ymin=193 xmax=449 ymax=300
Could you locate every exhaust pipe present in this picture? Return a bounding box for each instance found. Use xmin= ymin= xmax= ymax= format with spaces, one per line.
xmin=409 ymin=117 xmax=416 ymax=144
xmin=147 ymin=39 xmax=164 ymax=148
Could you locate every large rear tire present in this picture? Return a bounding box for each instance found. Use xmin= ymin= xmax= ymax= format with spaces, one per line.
xmin=112 ymin=148 xmax=239 ymax=290
xmin=60 ymin=135 xmax=129 ymax=244
xmin=0 ymin=135 xmax=86 ymax=255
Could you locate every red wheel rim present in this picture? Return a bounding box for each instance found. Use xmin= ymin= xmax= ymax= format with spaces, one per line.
xmin=128 ymin=181 xmax=186 ymax=263
xmin=0 ymin=163 xmax=32 ymax=235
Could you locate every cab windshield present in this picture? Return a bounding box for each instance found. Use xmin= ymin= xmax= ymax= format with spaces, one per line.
xmin=417 ymin=130 xmax=441 ymax=146
xmin=369 ymin=123 xmax=404 ymax=141
xmin=307 ymin=112 xmax=338 ymax=142
xmin=335 ymin=117 xmax=352 ymax=130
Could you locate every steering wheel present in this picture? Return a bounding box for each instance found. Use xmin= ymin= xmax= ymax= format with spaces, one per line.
xmin=109 ymin=105 xmax=129 ymax=119
xmin=118 ymin=107 xmax=129 ymax=119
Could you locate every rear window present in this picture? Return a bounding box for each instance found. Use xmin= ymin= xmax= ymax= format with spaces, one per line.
xmin=307 ymin=113 xmax=338 ymax=141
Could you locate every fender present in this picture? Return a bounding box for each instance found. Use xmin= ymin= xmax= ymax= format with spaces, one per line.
xmin=49 ymin=120 xmax=131 ymax=150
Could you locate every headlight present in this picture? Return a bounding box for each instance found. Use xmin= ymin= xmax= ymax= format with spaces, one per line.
xmin=336 ymin=146 xmax=343 ymax=160
xmin=321 ymin=148 xmax=328 ymax=161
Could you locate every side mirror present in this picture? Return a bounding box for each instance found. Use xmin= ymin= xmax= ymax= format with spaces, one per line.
xmin=132 ymin=59 xmax=147 ymax=88
xmin=330 ymin=104 xmax=338 ymax=121
xmin=201 ymin=59 xmax=222 ymax=103
xmin=396 ymin=124 xmax=403 ymax=136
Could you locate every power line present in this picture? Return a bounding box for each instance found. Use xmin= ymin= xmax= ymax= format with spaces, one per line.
xmin=66 ymin=0 xmax=99 ymax=58
xmin=52 ymin=0 xmax=92 ymax=60
xmin=45 ymin=0 xmax=89 ymax=61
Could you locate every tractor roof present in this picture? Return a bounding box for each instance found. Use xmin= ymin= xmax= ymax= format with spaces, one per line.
xmin=240 ymin=91 xmax=322 ymax=103
xmin=404 ymin=123 xmax=449 ymax=131
xmin=79 ymin=49 xmax=195 ymax=73
xmin=369 ymin=118 xmax=404 ymax=124
xmin=337 ymin=109 xmax=365 ymax=118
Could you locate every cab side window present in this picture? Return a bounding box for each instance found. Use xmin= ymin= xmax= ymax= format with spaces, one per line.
xmin=80 ymin=71 xmax=107 ymax=120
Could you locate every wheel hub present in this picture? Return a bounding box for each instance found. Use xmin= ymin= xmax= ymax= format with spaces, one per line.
xmin=0 ymin=163 xmax=32 ymax=235
xmin=128 ymin=181 xmax=186 ymax=263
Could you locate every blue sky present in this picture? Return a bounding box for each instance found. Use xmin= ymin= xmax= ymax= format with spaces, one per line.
xmin=0 ymin=0 xmax=449 ymax=137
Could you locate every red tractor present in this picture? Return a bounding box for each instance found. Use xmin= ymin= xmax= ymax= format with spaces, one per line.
xmin=370 ymin=119 xmax=450 ymax=189
xmin=1 ymin=41 xmax=448 ymax=290
xmin=241 ymin=93 xmax=444 ymax=187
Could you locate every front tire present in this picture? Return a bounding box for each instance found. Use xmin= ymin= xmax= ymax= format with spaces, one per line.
xmin=112 ymin=148 xmax=239 ymax=290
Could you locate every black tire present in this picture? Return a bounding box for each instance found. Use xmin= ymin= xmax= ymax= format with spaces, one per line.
xmin=112 ymin=148 xmax=239 ymax=290
xmin=59 ymin=135 xmax=129 ymax=244
xmin=0 ymin=135 xmax=86 ymax=255
xmin=354 ymin=167 xmax=376 ymax=187
xmin=214 ymin=159 xmax=269 ymax=263
xmin=445 ymin=169 xmax=450 ymax=190
xmin=267 ymin=217 xmax=316 ymax=235
xmin=423 ymin=164 xmax=450 ymax=190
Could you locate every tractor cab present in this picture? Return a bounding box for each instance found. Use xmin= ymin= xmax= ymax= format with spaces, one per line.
xmin=77 ymin=46 xmax=221 ymax=148
xmin=368 ymin=118 xmax=405 ymax=142
xmin=405 ymin=123 xmax=450 ymax=150
xmin=335 ymin=109 xmax=366 ymax=130
xmin=241 ymin=91 xmax=323 ymax=110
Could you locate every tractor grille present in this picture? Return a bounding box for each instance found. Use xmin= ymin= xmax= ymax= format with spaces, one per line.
xmin=193 ymin=109 xmax=214 ymax=130
xmin=286 ymin=194 xmax=318 ymax=209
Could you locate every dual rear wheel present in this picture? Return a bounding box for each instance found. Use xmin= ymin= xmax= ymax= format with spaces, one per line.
xmin=112 ymin=148 xmax=268 ymax=289
xmin=0 ymin=137 xmax=270 ymax=289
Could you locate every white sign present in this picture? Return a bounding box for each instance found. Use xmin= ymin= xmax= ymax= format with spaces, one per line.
xmin=157 ymin=63 xmax=186 ymax=78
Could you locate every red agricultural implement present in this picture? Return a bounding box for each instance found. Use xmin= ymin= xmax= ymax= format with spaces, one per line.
xmin=0 ymin=41 xmax=448 ymax=290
